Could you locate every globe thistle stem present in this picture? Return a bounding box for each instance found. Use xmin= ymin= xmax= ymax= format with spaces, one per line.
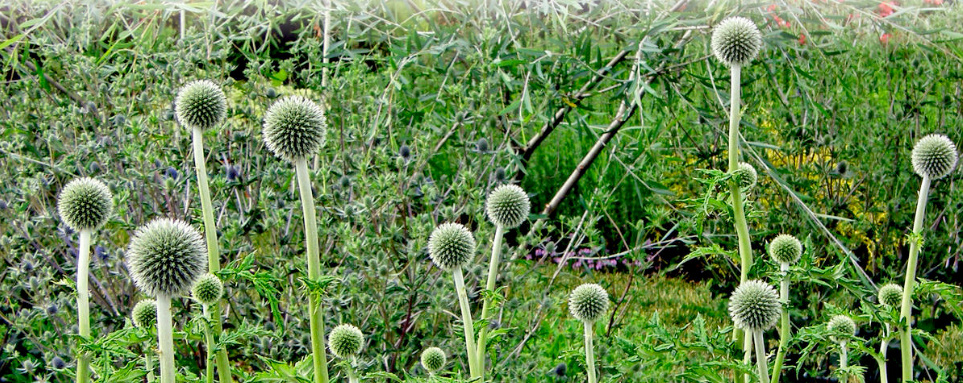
xmin=878 ymin=324 xmax=891 ymax=383
xmin=156 ymin=294 xmax=175 ymax=383
xmin=191 ymin=126 xmax=234 ymax=383
xmin=202 ymin=305 xmax=215 ymax=383
xmin=839 ymin=341 xmax=849 ymax=370
xmin=76 ymin=229 xmax=91 ymax=383
xmin=583 ymin=321 xmax=598 ymax=383
xmin=145 ymin=349 xmax=155 ymax=383
xmin=452 ymin=267 xmax=480 ymax=378
xmin=899 ymin=176 xmax=930 ymax=381
xmin=727 ymin=62 xmax=754 ymax=371
xmin=475 ymin=223 xmax=505 ymax=375
xmin=347 ymin=357 xmax=360 ymax=383
xmin=753 ymin=331 xmax=770 ymax=383
xmin=742 ymin=334 xmax=752 ymax=383
xmin=294 ymin=158 xmax=331 ymax=383
xmin=771 ymin=262 xmax=790 ymax=383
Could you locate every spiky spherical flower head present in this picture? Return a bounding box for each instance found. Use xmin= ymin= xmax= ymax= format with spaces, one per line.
xmin=711 ymin=17 xmax=763 ymax=67
xmin=427 ymin=223 xmax=475 ymax=270
xmin=769 ymin=234 xmax=802 ymax=265
xmin=175 ymin=80 xmax=227 ymax=131
xmin=732 ymin=162 xmax=758 ymax=191
xmin=486 ymin=184 xmax=531 ymax=229
xmin=57 ymin=178 xmax=112 ymax=231
xmin=878 ymin=283 xmax=903 ymax=308
xmin=420 ymin=347 xmax=446 ymax=373
xmin=131 ymin=299 xmax=157 ymax=329
xmin=728 ymin=280 xmax=780 ymax=332
xmin=191 ymin=273 xmax=223 ymax=306
xmin=262 ymin=96 xmax=327 ymax=162
xmin=126 ymin=219 xmax=207 ymax=297
xmin=328 ymin=324 xmax=364 ymax=359
xmin=827 ymin=315 xmax=857 ymax=342
xmin=569 ymin=283 xmax=609 ymax=323
xmin=911 ymin=134 xmax=958 ymax=180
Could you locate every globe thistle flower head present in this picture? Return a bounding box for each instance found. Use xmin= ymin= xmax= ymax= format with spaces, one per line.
xmin=57 ymin=177 xmax=112 ymax=231
xmin=191 ymin=273 xmax=223 ymax=306
xmin=328 ymin=324 xmax=364 ymax=359
xmin=827 ymin=315 xmax=857 ymax=342
xmin=175 ymin=80 xmax=227 ymax=130
xmin=728 ymin=280 xmax=780 ymax=332
xmin=126 ymin=219 xmax=207 ymax=297
xmin=420 ymin=347 xmax=446 ymax=373
xmin=711 ymin=17 xmax=763 ymax=66
xmin=427 ymin=223 xmax=475 ymax=270
xmin=262 ymin=96 xmax=327 ymax=162
xmin=486 ymin=184 xmax=531 ymax=229
xmin=769 ymin=234 xmax=802 ymax=265
xmin=878 ymin=283 xmax=903 ymax=308
xmin=569 ymin=283 xmax=609 ymax=323
xmin=132 ymin=299 xmax=157 ymax=329
xmin=911 ymin=134 xmax=958 ymax=179
xmin=732 ymin=162 xmax=758 ymax=191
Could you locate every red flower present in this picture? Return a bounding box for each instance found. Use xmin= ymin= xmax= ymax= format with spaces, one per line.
xmin=799 ymin=34 xmax=806 ymax=45
xmin=767 ymin=4 xmax=777 ymax=11
xmin=878 ymin=2 xmax=894 ymax=17
xmin=880 ymin=33 xmax=892 ymax=44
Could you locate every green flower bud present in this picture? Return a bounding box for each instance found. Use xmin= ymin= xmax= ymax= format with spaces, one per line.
xmin=768 ymin=234 xmax=802 ymax=265
xmin=728 ymin=280 xmax=780 ymax=332
xmin=569 ymin=283 xmax=609 ymax=323
xmin=711 ymin=17 xmax=763 ymax=67
xmin=328 ymin=324 xmax=364 ymax=359
xmin=126 ymin=219 xmax=207 ymax=297
xmin=57 ymin=178 xmax=112 ymax=231
xmin=485 ymin=184 xmax=531 ymax=229
xmin=175 ymin=80 xmax=227 ymax=130
xmin=827 ymin=314 xmax=856 ymax=342
xmin=878 ymin=283 xmax=903 ymax=308
xmin=428 ymin=223 xmax=475 ymax=270
xmin=732 ymin=162 xmax=758 ymax=191
xmin=262 ymin=96 xmax=327 ymax=162
xmin=911 ymin=134 xmax=958 ymax=180
xmin=420 ymin=347 xmax=446 ymax=373
xmin=191 ymin=273 xmax=223 ymax=306
xmin=132 ymin=299 xmax=157 ymax=329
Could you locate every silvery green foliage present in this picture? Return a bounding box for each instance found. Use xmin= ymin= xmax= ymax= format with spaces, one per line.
xmin=126 ymin=218 xmax=207 ymax=297
xmin=728 ymin=280 xmax=780 ymax=332
xmin=827 ymin=315 xmax=856 ymax=342
xmin=485 ymin=184 xmax=531 ymax=229
xmin=878 ymin=284 xmax=903 ymax=308
xmin=427 ymin=223 xmax=475 ymax=270
xmin=262 ymin=96 xmax=327 ymax=162
xmin=911 ymin=133 xmax=958 ymax=179
xmin=420 ymin=347 xmax=446 ymax=372
xmin=768 ymin=234 xmax=802 ymax=264
xmin=191 ymin=273 xmax=224 ymax=306
xmin=711 ymin=17 xmax=763 ymax=67
xmin=569 ymin=283 xmax=609 ymax=323
xmin=733 ymin=162 xmax=758 ymax=191
xmin=132 ymin=299 xmax=157 ymax=329
xmin=175 ymin=80 xmax=227 ymax=131
xmin=57 ymin=177 xmax=112 ymax=231
xmin=328 ymin=324 xmax=364 ymax=358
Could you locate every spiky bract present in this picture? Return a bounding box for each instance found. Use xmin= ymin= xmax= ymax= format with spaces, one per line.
xmin=328 ymin=324 xmax=364 ymax=359
xmin=126 ymin=219 xmax=207 ymax=297
xmin=878 ymin=284 xmax=903 ymax=308
xmin=827 ymin=315 xmax=857 ymax=342
xmin=427 ymin=223 xmax=475 ymax=270
xmin=732 ymin=162 xmax=758 ymax=191
xmin=175 ymin=80 xmax=227 ymax=130
xmin=132 ymin=299 xmax=157 ymax=329
xmin=569 ymin=283 xmax=609 ymax=323
xmin=191 ymin=273 xmax=223 ymax=306
xmin=262 ymin=96 xmax=327 ymax=161
xmin=728 ymin=280 xmax=780 ymax=332
xmin=57 ymin=178 xmax=112 ymax=231
xmin=769 ymin=234 xmax=802 ymax=265
xmin=911 ymin=134 xmax=958 ymax=179
xmin=420 ymin=347 xmax=446 ymax=373
xmin=711 ymin=17 xmax=763 ymax=66
xmin=485 ymin=184 xmax=531 ymax=229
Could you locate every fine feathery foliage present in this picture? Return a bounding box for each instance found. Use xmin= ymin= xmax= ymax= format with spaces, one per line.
xmin=569 ymin=283 xmax=610 ymax=323
xmin=262 ymin=96 xmax=327 ymax=162
xmin=57 ymin=177 xmax=112 ymax=231
xmin=175 ymin=80 xmax=227 ymax=131
xmin=728 ymin=280 xmax=780 ymax=332
xmin=126 ymin=218 xmax=208 ymax=297
xmin=710 ymin=16 xmax=763 ymax=67
xmin=427 ymin=223 xmax=475 ymax=271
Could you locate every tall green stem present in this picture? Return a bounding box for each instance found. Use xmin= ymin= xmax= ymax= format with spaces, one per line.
xmin=156 ymin=294 xmax=174 ymax=383
xmin=727 ymin=64 xmax=752 ymax=353
xmin=452 ymin=267 xmax=480 ymax=378
xmin=191 ymin=126 xmax=234 ymax=383
xmin=295 ymin=158 xmax=330 ymax=383
xmin=879 ymin=324 xmax=890 ymax=383
xmin=772 ymin=262 xmax=790 ymax=383
xmin=475 ymin=224 xmax=505 ymax=376
xmin=145 ymin=347 xmax=155 ymax=383
xmin=743 ymin=332 xmax=753 ymax=383
xmin=584 ymin=321 xmax=597 ymax=383
xmin=202 ymin=305 xmax=215 ymax=383
xmin=840 ymin=342 xmax=849 ymax=370
xmin=76 ymin=230 xmax=91 ymax=383
xmin=754 ymin=331 xmax=770 ymax=383
xmin=347 ymin=358 xmax=359 ymax=383
xmin=899 ymin=176 xmax=930 ymax=382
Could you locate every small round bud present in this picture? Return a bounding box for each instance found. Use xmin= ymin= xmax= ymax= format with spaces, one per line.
xmin=485 ymin=184 xmax=531 ymax=229
xmin=328 ymin=324 xmax=364 ymax=358
xmin=132 ymin=299 xmax=157 ymax=329
xmin=827 ymin=315 xmax=857 ymax=342
xmin=768 ymin=234 xmax=802 ymax=265
xmin=420 ymin=347 xmax=446 ymax=373
xmin=732 ymin=162 xmax=758 ymax=191
xmin=428 ymin=223 xmax=475 ymax=270
xmin=554 ymin=362 xmax=567 ymax=377
xmin=728 ymin=280 xmax=780 ymax=332
xmin=126 ymin=219 xmax=207 ymax=297
xmin=262 ymin=96 xmax=327 ymax=161
xmin=711 ymin=17 xmax=763 ymax=66
xmin=911 ymin=134 xmax=958 ymax=180
xmin=57 ymin=178 xmax=113 ymax=231
xmin=191 ymin=273 xmax=223 ymax=306
xmin=50 ymin=356 xmax=66 ymax=370
xmin=878 ymin=284 xmax=903 ymax=308
xmin=475 ymin=138 xmax=490 ymax=153
xmin=569 ymin=283 xmax=609 ymax=323
xmin=175 ymin=80 xmax=227 ymax=130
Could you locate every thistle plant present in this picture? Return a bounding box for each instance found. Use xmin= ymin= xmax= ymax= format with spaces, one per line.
xmin=57 ymin=177 xmax=112 ymax=383
xmin=876 ymin=283 xmax=903 ymax=383
xmin=175 ymin=80 xmax=233 ymax=383
xmin=827 ymin=315 xmax=857 ymax=371
xmin=126 ymin=218 xmax=208 ymax=383
xmin=328 ymin=324 xmax=364 ymax=383
xmin=733 ymin=162 xmax=758 ymax=192
xmin=476 ymin=184 xmax=530 ymax=374
xmin=729 ymin=280 xmax=780 ymax=383
xmin=132 ymin=299 xmax=158 ymax=383
xmin=420 ymin=347 xmax=446 ymax=376
xmin=191 ymin=273 xmax=224 ymax=383
xmin=263 ymin=95 xmax=330 ymax=383
xmin=712 ymin=16 xmax=763 ymax=349
xmin=899 ymin=133 xmax=958 ymax=381
xmin=569 ymin=283 xmax=609 ymax=383
xmin=428 ymin=222 xmax=480 ymax=378
xmin=768 ymin=234 xmax=802 ymax=383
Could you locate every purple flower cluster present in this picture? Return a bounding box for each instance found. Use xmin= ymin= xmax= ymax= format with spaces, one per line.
xmin=527 ymin=247 xmax=644 ymax=271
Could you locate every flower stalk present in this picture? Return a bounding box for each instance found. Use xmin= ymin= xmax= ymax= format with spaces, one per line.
xmin=76 ymin=229 xmax=91 ymax=383
xmin=296 ymin=158 xmax=330 ymax=383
